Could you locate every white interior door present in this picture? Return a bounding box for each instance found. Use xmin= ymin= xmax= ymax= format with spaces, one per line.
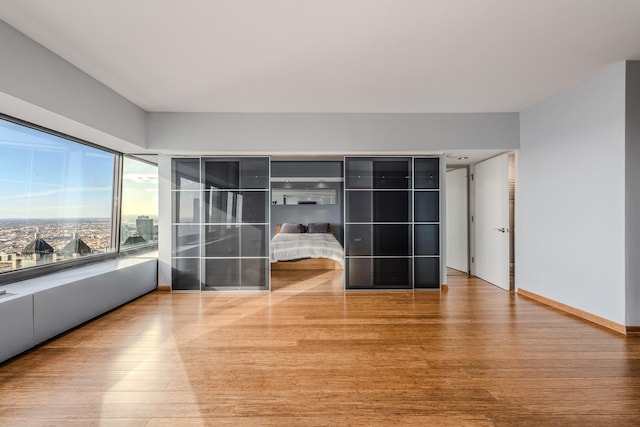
xmin=474 ymin=154 xmax=510 ymax=290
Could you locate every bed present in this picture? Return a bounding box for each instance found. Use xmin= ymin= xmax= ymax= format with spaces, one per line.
xmin=270 ymin=223 xmax=345 ymax=270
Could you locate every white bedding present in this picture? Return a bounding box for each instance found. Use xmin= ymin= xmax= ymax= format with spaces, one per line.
xmin=270 ymin=233 xmax=345 ymax=266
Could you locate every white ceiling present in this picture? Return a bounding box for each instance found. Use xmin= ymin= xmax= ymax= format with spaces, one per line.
xmin=1 ymin=0 xmax=640 ymax=114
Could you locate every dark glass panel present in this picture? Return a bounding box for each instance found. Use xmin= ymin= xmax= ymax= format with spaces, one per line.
xmin=171 ymin=258 xmax=200 ymax=290
xmin=346 ymin=258 xmax=411 ymax=289
xmin=204 ymin=225 xmax=240 ymax=257
xmin=373 ymin=258 xmax=412 ymax=289
xmin=374 ymin=224 xmax=411 ymax=256
xmin=346 ymin=191 xmax=410 ymax=222
xmin=345 ymin=159 xmax=374 ymax=189
xmin=202 ymin=259 xmax=240 ymax=289
xmin=346 ymin=258 xmax=373 ymax=288
xmin=415 ymin=224 xmax=439 ymax=256
xmin=240 ymin=259 xmax=268 ymax=289
xmin=415 ymin=257 xmax=440 ymax=288
xmin=346 ymin=191 xmax=372 ymax=222
xmin=172 ymin=225 xmax=200 ymax=257
xmin=414 ymin=158 xmax=439 ymax=189
xmin=240 ymin=225 xmax=267 ymax=257
xmin=172 ymin=191 xmax=201 ymax=223
xmin=372 ymin=159 xmax=411 ymax=189
xmin=271 ymin=160 xmax=343 ymax=178
xmin=345 ymin=224 xmax=373 ymax=256
xmin=346 ymin=224 xmax=411 ymax=256
xmin=240 ymin=158 xmax=269 ymax=189
xmin=172 ymin=158 xmax=200 ymax=190
xmin=373 ymin=191 xmax=410 ymax=222
xmin=345 ymin=158 xmax=411 ymax=189
xmin=240 ymin=191 xmax=268 ymax=223
xmin=415 ymin=191 xmax=439 ymax=222
xmin=204 ymin=160 xmax=240 ymax=189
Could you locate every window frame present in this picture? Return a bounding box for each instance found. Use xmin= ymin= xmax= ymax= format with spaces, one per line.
xmin=0 ymin=113 xmax=157 ymax=285
xmin=118 ymin=154 xmax=159 ymax=254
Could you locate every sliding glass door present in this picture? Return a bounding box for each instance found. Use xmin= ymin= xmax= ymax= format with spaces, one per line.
xmin=171 ymin=157 xmax=270 ymax=291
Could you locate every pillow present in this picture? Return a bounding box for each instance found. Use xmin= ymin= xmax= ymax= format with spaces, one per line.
xmin=280 ymin=223 xmax=305 ymax=233
xmin=306 ymin=222 xmax=331 ymax=233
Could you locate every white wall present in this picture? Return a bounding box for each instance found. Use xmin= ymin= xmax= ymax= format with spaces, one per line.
xmin=147 ymin=112 xmax=520 ymax=154
xmin=446 ymin=168 xmax=468 ymax=273
xmin=518 ymin=62 xmax=627 ymax=324
xmin=0 ymin=20 xmax=147 ymax=153
xmin=157 ymin=154 xmax=173 ymax=287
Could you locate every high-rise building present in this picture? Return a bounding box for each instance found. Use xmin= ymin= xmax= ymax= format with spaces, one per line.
xmin=136 ymin=216 xmax=154 ymax=243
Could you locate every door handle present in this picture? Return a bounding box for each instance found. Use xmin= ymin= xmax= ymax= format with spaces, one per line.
xmin=493 ymin=228 xmax=508 ymax=233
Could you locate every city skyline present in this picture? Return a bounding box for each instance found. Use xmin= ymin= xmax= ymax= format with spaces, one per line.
xmin=0 ymin=215 xmax=158 ymax=273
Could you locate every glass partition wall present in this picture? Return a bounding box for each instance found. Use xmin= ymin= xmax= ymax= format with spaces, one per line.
xmin=344 ymin=157 xmax=442 ymax=290
xmin=171 ymin=157 xmax=270 ymax=291
xmin=170 ymin=156 xmax=440 ymax=292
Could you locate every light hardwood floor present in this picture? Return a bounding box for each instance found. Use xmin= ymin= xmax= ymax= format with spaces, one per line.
xmin=1 ymin=271 xmax=640 ymax=426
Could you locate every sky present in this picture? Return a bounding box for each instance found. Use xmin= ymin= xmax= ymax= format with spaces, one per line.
xmin=121 ymin=157 xmax=159 ymax=218
xmin=0 ymin=118 xmax=157 ymax=220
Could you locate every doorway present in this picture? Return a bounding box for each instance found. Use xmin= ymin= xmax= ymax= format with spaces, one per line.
xmin=445 ymin=167 xmax=469 ymax=274
xmin=269 ymin=159 xmax=346 ymax=292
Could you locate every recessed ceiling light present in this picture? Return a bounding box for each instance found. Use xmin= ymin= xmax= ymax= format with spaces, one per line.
xmin=446 ymin=154 xmax=469 ymax=160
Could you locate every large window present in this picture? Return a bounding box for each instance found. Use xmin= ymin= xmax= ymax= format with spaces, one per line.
xmin=120 ymin=155 xmax=158 ymax=249
xmin=0 ymin=116 xmax=117 ymax=275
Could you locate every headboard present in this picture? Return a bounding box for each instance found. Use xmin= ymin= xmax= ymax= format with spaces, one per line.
xmin=276 ymin=224 xmax=335 ymax=234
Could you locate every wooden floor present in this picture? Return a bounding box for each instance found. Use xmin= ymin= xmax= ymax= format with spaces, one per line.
xmin=2 ymin=271 xmax=640 ymax=426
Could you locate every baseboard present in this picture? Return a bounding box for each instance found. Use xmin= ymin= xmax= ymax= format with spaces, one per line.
xmin=156 ymin=284 xmax=171 ymax=292
xmin=625 ymin=326 xmax=640 ymax=335
xmin=517 ymin=288 xmax=627 ymax=335
xmin=271 ymin=258 xmax=343 ymax=270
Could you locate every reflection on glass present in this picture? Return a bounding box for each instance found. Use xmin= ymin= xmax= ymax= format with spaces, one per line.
xmin=240 ymin=258 xmax=268 ymax=288
xmin=240 ymin=158 xmax=270 ymax=189
xmin=205 ymin=190 xmax=267 ymax=223
xmin=173 ymin=191 xmax=200 ymax=223
xmin=172 ymin=258 xmax=200 ymax=290
xmin=172 ymin=159 xmax=200 ymax=190
xmin=240 ymin=225 xmax=267 ymax=257
xmin=204 ymin=225 xmax=240 ymax=257
xmin=203 ymin=259 xmax=240 ymax=288
xmin=172 ymin=225 xmax=200 ymax=257
xmin=171 ymin=156 xmax=270 ymax=291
